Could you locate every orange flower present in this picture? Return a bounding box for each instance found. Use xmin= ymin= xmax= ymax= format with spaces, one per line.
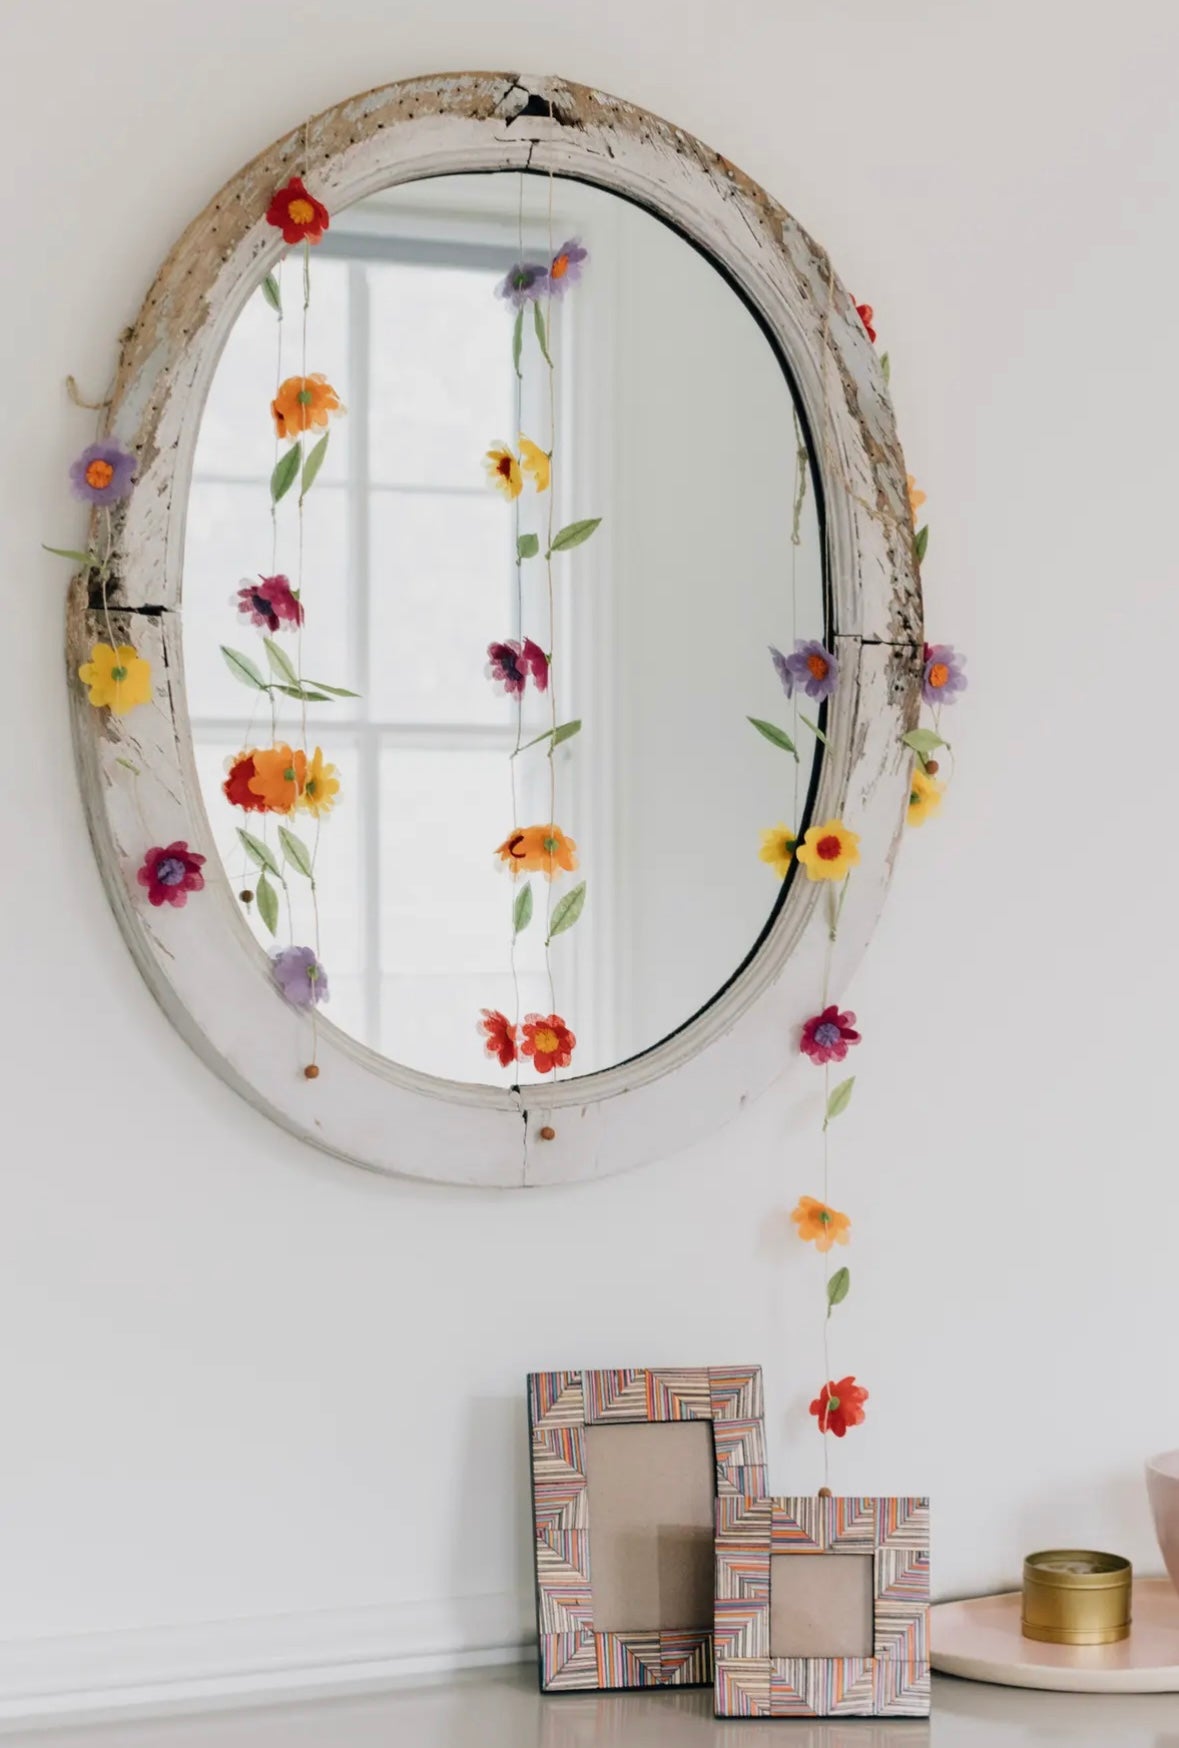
xmin=791 ymin=1195 xmax=851 ymax=1252
xmin=907 ymin=475 xmax=926 ymax=518
xmin=247 ymin=744 xmax=306 ymax=814
xmin=271 ymin=374 xmax=344 ymax=441
xmin=494 ymin=824 xmax=578 ymax=880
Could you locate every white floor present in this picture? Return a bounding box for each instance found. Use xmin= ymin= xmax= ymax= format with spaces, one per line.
xmin=9 ymin=1665 xmax=1179 ymax=1747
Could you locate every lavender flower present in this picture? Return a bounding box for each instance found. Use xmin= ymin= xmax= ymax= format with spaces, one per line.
xmin=922 ymin=643 xmax=968 ymax=706
xmin=770 ymin=639 xmax=839 ymax=702
xmin=69 ymin=441 xmax=137 ymax=506
xmin=547 ymin=239 xmax=588 ymax=295
xmin=496 ymin=262 xmax=549 ymax=309
xmin=272 ymin=945 xmax=329 ymax=1008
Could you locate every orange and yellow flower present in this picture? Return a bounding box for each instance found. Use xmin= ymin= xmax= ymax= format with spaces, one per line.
xmin=796 ymin=818 xmax=861 ymax=882
xmin=758 ymin=824 xmax=797 ymax=878
xmin=77 ymin=642 xmax=152 ymax=715
xmin=494 ymin=824 xmax=578 ymax=880
xmin=907 ymin=474 xmax=926 ymax=519
xmin=247 ymin=744 xmax=306 ymax=814
xmin=791 ymin=1195 xmax=851 ymax=1252
xmin=298 ymin=746 xmax=340 ymax=820
xmin=485 ymin=443 xmax=522 ymax=499
xmin=907 ymin=766 xmax=944 ymax=827
xmin=519 ymin=435 xmax=551 ymax=493
xmin=271 ymin=374 xmax=344 ymax=441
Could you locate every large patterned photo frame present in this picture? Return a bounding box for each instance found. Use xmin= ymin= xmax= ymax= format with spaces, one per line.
xmin=528 ymin=1366 xmax=767 ymax=1692
xmin=714 ymin=1495 xmax=930 ymax=1718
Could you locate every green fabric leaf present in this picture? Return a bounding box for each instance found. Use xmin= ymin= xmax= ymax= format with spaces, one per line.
xmin=515 ymin=719 xmax=581 ymax=756
xmin=517 ymin=532 xmax=540 ymax=561
xmin=747 ymin=716 xmax=799 ymax=760
xmin=533 ymin=301 xmax=553 ymax=367
xmin=548 ymin=880 xmax=587 ymax=941
xmin=115 ymin=756 xmax=141 ymax=774
xmin=914 ymin=524 xmax=929 ymax=564
xmin=263 ymin=637 xmax=298 ymax=685
xmin=42 ymin=545 xmax=96 ymax=565
xmin=262 ymin=273 xmax=282 ymax=315
xmin=221 ymin=645 xmax=268 ymax=690
xmin=270 ymin=444 xmax=301 ymax=503
xmin=513 ymin=882 xmax=533 ymax=935
xmin=800 ymin=712 xmax=828 ymax=746
xmin=825 ymin=1076 xmax=856 ymax=1127
xmin=827 ymin=1266 xmax=850 ymax=1309
xmin=278 ymin=826 xmax=314 ymax=878
xmin=880 ymin=351 xmax=891 ymax=384
xmin=902 ymin=728 xmax=947 ymax=756
xmin=301 ymin=432 xmax=329 ymax=498
xmin=549 ymin=518 xmax=601 ymax=554
xmin=255 ymin=871 xmax=279 ymax=936
xmin=274 ymin=683 xmax=333 ymax=702
xmin=512 ymin=307 xmax=523 ymax=377
xmin=237 ymin=827 xmax=281 ymax=877
xmin=304 ymin=680 xmax=362 ymax=698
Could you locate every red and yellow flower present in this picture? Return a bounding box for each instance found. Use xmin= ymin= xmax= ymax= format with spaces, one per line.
xmin=521 ymin=1013 xmax=576 ymax=1074
xmin=484 ymin=443 xmax=522 ymax=500
xmin=265 ymin=176 xmax=330 ymax=246
xmin=796 ymin=818 xmax=860 ymax=882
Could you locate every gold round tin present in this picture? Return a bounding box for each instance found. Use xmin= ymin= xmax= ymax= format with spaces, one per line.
xmin=1022 ymin=1549 xmax=1132 ymax=1645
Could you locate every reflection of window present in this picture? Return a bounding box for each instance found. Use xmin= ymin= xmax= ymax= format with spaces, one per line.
xmin=186 ymin=207 xmax=595 ymax=1080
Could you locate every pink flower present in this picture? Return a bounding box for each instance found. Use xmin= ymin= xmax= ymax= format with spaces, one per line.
xmin=137 ymin=842 xmax=206 ymax=908
xmin=235 ymin=574 xmax=304 ymax=633
xmin=486 ymin=637 xmax=549 ymax=696
xmin=800 ymin=1005 xmax=861 ymax=1065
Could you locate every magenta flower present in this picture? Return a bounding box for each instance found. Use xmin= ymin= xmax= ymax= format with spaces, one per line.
xmin=922 ymin=643 xmax=967 ymax=706
xmin=496 ymin=262 xmax=549 ymax=308
xmin=136 ymin=841 xmax=206 ymax=908
xmin=800 ymin=1005 xmax=861 ymax=1066
xmin=486 ymin=637 xmax=549 ymax=697
xmin=547 ymin=238 xmax=588 ymax=295
xmin=272 ymin=946 xmax=329 ymax=1008
xmin=69 ymin=441 xmax=137 ymax=505
xmin=235 ymin=574 xmax=304 ymax=633
xmin=771 ymin=640 xmax=839 ymax=702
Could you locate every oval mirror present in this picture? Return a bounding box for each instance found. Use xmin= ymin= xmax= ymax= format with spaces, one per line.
xmin=67 ymin=75 xmax=920 ymax=1185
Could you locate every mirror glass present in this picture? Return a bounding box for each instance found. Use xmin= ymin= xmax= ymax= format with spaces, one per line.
xmin=182 ymin=172 xmax=825 ymax=1086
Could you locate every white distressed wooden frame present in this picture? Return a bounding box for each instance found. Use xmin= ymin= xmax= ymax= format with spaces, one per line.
xmin=66 ymin=72 xmax=921 ymax=1188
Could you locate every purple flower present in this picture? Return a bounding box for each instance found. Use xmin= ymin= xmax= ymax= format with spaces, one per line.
xmin=235 ymin=574 xmax=304 ymax=633
xmin=496 ymin=262 xmax=549 ymax=308
xmin=69 ymin=441 xmax=137 ymax=505
xmin=486 ymin=637 xmax=549 ymax=697
xmin=770 ymin=639 xmax=839 ymax=701
xmin=272 ymin=945 xmax=329 ymax=1008
xmin=547 ymin=239 xmax=588 ymax=295
xmin=922 ymin=643 xmax=967 ymax=706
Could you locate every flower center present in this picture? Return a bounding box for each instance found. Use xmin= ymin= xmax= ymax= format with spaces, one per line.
xmin=306 ymin=779 xmax=318 ymax=796
xmin=156 ymin=856 xmax=187 ymax=886
xmin=497 ymin=455 xmax=514 ymax=479
xmin=288 ymin=198 xmax=315 ymax=224
xmin=543 ymin=836 xmax=559 ymax=854
xmin=818 ymin=1209 xmax=831 ymax=1224
xmin=251 ymin=592 xmax=272 ymax=617
xmin=534 ymin=1027 xmax=559 ymax=1053
xmin=910 ymin=788 xmax=921 ymax=806
xmin=110 ymin=665 xmax=127 ymax=682
xmin=814 ymin=1022 xmax=841 ymax=1047
xmin=307 ymin=964 xmax=319 ymax=982
xmin=806 ymin=653 xmax=829 ymax=681
xmin=85 ymin=458 xmax=115 ymax=490
xmin=507 ymin=832 xmax=526 ymax=859
xmin=816 ymin=834 xmax=843 ymax=861
xmin=284 ymin=767 xmax=296 ymax=783
xmin=826 ymin=1395 xmax=841 ymax=1414
xmin=551 ymin=253 xmax=569 ymax=279
xmin=296 ymin=388 xmax=314 ymax=406
xmin=929 ymin=661 xmax=949 ymax=689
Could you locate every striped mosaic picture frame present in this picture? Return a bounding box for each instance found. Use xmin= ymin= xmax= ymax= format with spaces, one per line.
xmin=713 ymin=1494 xmax=930 ymax=1718
xmin=528 ymin=1366 xmax=768 ymax=1692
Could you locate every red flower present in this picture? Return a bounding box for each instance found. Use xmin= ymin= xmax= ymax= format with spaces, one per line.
xmin=224 ymin=753 xmax=271 ymax=813
xmin=137 ymin=841 xmax=206 ymax=908
xmin=480 ymin=1009 xmax=518 ymax=1069
xmin=855 ymin=302 xmax=876 ymax=343
xmin=800 ymin=1004 xmax=861 ymax=1066
xmin=266 ymin=176 xmax=330 ymax=246
xmin=810 ymin=1375 xmax=869 ymax=1438
xmin=236 ymin=574 xmax=304 ymax=633
xmin=520 ymin=1013 xmax=576 ymax=1075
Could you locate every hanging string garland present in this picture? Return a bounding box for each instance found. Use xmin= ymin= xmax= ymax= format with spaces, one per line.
xmin=755 ymin=298 xmax=969 ymax=1475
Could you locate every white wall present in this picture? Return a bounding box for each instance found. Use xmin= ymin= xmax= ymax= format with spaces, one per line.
xmin=4 ymin=0 xmax=1178 ymax=1715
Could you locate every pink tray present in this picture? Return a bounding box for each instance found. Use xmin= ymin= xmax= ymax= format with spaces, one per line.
xmin=931 ymin=1576 xmax=1179 ymax=1692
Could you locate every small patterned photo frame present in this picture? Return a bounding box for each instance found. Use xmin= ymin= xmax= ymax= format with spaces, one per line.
xmin=528 ymin=1366 xmax=767 ymax=1692
xmin=714 ymin=1495 xmax=930 ymax=1718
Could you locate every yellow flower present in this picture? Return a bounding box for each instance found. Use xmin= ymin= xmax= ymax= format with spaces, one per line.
xmin=77 ymin=642 xmax=152 ymax=715
xmin=791 ymin=1195 xmax=851 ymax=1252
xmin=907 ymin=474 xmax=926 ymax=518
xmin=796 ymin=818 xmax=860 ymax=882
xmin=519 ymin=435 xmax=551 ymax=493
xmin=485 ymin=443 xmax=522 ymax=500
xmin=299 ymin=746 xmax=340 ymax=819
xmin=907 ymin=766 xmax=944 ymax=826
xmin=758 ymin=824 xmax=797 ymax=878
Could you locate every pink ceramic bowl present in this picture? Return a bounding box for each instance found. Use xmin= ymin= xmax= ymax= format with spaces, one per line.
xmin=1147 ymin=1450 xmax=1179 ymax=1593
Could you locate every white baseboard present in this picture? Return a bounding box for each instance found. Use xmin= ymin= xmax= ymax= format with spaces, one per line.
xmin=0 ymin=1592 xmax=536 ymax=1732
